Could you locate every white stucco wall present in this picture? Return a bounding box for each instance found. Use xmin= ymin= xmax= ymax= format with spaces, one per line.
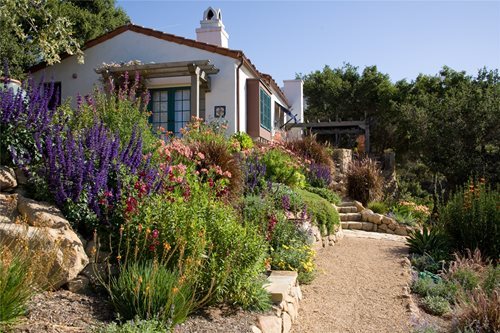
xmin=31 ymin=30 xmax=241 ymax=133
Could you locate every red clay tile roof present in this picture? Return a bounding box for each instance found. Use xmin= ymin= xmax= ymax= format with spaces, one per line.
xmin=28 ymin=24 xmax=290 ymax=107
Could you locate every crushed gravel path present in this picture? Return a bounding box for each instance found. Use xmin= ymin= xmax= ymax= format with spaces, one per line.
xmin=295 ymin=230 xmax=412 ymax=333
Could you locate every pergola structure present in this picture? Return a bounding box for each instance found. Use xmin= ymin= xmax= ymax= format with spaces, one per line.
xmin=289 ymin=120 xmax=371 ymax=153
xmin=95 ymin=60 xmax=220 ymax=118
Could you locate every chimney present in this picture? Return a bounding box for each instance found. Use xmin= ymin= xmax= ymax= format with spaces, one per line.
xmin=195 ymin=7 xmax=229 ymax=48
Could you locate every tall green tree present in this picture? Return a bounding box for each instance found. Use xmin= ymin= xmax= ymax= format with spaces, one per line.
xmin=396 ymin=67 xmax=500 ymax=188
xmin=301 ymin=64 xmax=397 ymax=152
xmin=302 ymin=65 xmax=500 ymax=189
xmin=0 ymin=0 xmax=129 ymax=78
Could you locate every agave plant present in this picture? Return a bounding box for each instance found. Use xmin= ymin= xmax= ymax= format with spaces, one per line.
xmin=407 ymin=226 xmax=449 ymax=261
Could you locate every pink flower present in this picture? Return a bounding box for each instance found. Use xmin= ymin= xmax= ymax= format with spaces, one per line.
xmin=152 ymin=229 xmax=159 ymax=239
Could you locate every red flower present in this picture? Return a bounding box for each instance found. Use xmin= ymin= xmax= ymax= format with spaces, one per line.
xmin=125 ymin=196 xmax=138 ymax=213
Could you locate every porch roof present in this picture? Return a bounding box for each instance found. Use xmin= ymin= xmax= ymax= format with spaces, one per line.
xmin=95 ymin=60 xmax=219 ymax=91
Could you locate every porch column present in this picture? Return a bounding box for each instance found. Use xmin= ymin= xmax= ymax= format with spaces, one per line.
xmin=190 ymin=65 xmax=200 ymax=119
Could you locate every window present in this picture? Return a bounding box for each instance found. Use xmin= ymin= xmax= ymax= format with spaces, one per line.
xmin=259 ymin=88 xmax=271 ymax=131
xmin=150 ymin=88 xmax=191 ymax=135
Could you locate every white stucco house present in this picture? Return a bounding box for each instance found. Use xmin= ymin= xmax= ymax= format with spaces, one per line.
xmin=30 ymin=7 xmax=303 ymax=141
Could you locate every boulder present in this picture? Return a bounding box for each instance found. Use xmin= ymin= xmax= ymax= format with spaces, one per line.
xmin=286 ymin=302 xmax=297 ymax=322
xmin=0 ymin=223 xmax=89 ymax=289
xmin=378 ymin=224 xmax=388 ymax=232
xmin=0 ymin=193 xmax=18 ymax=223
xmin=257 ymin=315 xmax=282 ymax=333
xmin=361 ymin=209 xmax=374 ymax=221
xmin=387 ymin=221 xmax=398 ymax=231
xmin=362 ymin=222 xmax=374 ymax=231
xmin=282 ymin=312 xmax=292 ymax=333
xmin=370 ymin=213 xmax=384 ymax=224
xmin=17 ymin=195 xmax=71 ymax=229
xmin=381 ymin=216 xmax=393 ymax=225
xmin=0 ymin=166 xmax=17 ymax=191
xmin=395 ymin=226 xmax=408 ymax=236
xmin=348 ymin=222 xmax=363 ymax=230
xmin=66 ymin=275 xmax=92 ymax=294
xmin=353 ymin=201 xmax=364 ymax=212
xmin=251 ymin=326 xmax=262 ymax=333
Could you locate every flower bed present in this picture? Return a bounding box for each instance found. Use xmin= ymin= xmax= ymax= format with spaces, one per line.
xmin=0 ymin=73 xmax=342 ymax=331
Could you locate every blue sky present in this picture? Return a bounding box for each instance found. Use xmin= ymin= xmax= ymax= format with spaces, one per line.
xmin=116 ymin=1 xmax=500 ymax=84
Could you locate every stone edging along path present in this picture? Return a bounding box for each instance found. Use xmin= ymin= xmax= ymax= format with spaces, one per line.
xmin=252 ymin=220 xmax=345 ymax=333
xmin=254 ymin=200 xmax=413 ymax=333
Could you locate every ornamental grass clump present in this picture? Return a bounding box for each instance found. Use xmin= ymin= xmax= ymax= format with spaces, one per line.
xmin=346 ymin=157 xmax=383 ymax=205
xmin=0 ymin=224 xmax=60 ymax=327
xmin=108 ymin=261 xmax=196 ymax=328
xmin=285 ymin=135 xmax=334 ymax=168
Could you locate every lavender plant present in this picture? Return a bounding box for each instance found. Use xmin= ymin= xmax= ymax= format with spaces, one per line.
xmin=41 ymin=121 xmax=160 ymax=234
xmin=307 ymin=163 xmax=332 ymax=188
xmin=1 ymin=72 xmax=161 ymax=235
xmin=243 ymin=153 xmax=267 ymax=195
xmin=0 ymin=75 xmax=57 ymax=166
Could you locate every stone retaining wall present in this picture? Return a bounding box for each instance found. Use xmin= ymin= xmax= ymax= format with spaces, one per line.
xmin=346 ymin=201 xmax=416 ymax=236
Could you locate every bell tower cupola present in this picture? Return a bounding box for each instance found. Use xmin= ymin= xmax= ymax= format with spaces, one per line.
xmin=195 ymin=7 xmax=229 ymax=48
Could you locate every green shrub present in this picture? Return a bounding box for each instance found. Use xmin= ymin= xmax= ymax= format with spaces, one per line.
xmin=367 ymin=201 xmax=389 ymax=214
xmin=482 ymin=265 xmax=500 ymax=296
xmin=439 ymin=181 xmax=499 ymax=259
xmin=448 ymin=267 xmax=480 ymax=292
xmin=295 ymin=189 xmax=340 ymax=236
xmin=261 ymin=148 xmax=306 ymax=187
xmin=97 ymin=318 xmax=169 ymax=333
xmin=241 ymin=195 xmax=275 ymax=233
xmin=108 ymin=261 xmax=195 ymax=327
xmin=407 ymin=226 xmax=449 ymax=262
xmin=346 ymin=157 xmax=383 ymax=205
xmin=305 ymin=186 xmax=341 ymax=205
xmin=421 ymin=295 xmax=451 ymax=316
xmin=67 ymin=79 xmax=159 ymax=156
xmin=409 ymin=253 xmax=442 ymax=274
xmin=271 ymin=184 xmax=306 ymax=213
xmin=127 ymin=190 xmax=269 ymax=311
xmin=411 ymin=276 xmax=458 ymax=302
xmin=230 ymin=132 xmax=254 ymax=151
xmin=270 ymin=219 xmax=315 ymax=284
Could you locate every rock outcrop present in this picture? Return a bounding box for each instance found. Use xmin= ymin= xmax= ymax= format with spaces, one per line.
xmin=0 ymin=166 xmax=89 ymax=289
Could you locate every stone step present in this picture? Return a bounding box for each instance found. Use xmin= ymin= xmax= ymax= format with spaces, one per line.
xmin=337 ymin=206 xmax=357 ymax=213
xmin=338 ymin=201 xmax=356 ymax=207
xmin=339 ymin=212 xmax=362 ymax=221
xmin=341 ymin=221 xmax=376 ymax=231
